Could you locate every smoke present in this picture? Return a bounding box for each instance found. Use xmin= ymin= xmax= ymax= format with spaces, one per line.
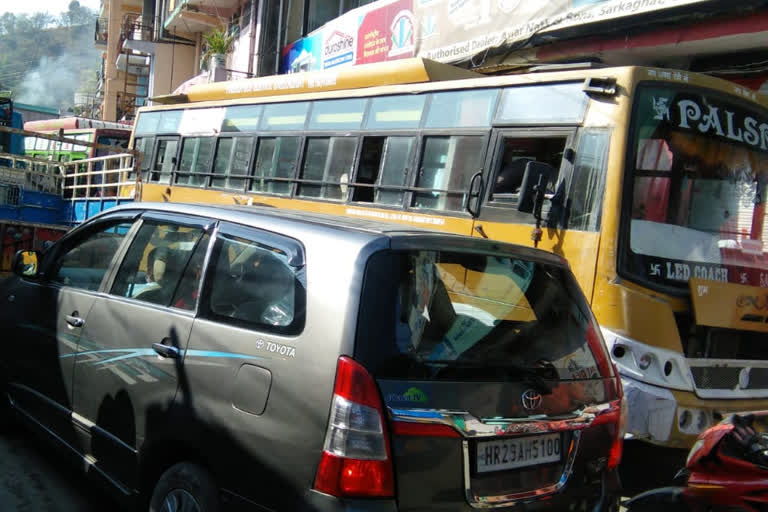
xmin=15 ymin=28 xmax=101 ymax=112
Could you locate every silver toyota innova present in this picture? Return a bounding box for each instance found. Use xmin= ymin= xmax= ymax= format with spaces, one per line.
xmin=0 ymin=203 xmax=625 ymax=511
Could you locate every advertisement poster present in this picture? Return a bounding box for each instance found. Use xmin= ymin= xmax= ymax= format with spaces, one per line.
xmin=281 ymin=32 xmax=321 ymax=74
xmin=357 ymin=0 xmax=415 ymax=65
xmin=281 ymin=0 xmax=717 ymax=73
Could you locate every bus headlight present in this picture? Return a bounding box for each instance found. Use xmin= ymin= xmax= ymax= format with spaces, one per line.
xmin=601 ymin=328 xmax=695 ymax=392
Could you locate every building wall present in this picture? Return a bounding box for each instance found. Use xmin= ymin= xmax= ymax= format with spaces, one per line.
xmin=231 ymin=27 xmax=253 ymax=78
xmin=101 ymin=0 xmax=141 ymax=121
xmin=152 ymin=43 xmax=198 ymax=96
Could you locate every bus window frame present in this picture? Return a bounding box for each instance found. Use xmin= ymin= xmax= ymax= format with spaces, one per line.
xmin=174 ymin=135 xmax=216 ymax=187
xmin=209 ymin=133 xmax=258 ymax=191
xmin=295 ymin=133 xmax=361 ymax=203
xmin=149 ymin=135 xmax=181 ymax=184
xmin=347 ymin=131 xmax=420 ymax=210
xmin=248 ymin=134 xmax=304 ymax=197
xmin=410 ymin=127 xmax=492 ymax=217
xmin=478 ymin=127 xmax=577 ymax=224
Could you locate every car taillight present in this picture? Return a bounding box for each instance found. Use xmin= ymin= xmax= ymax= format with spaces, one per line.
xmin=591 ymin=374 xmax=628 ymax=470
xmin=314 ymin=356 xmax=394 ymax=498
xmin=608 ymin=394 xmax=628 ymax=469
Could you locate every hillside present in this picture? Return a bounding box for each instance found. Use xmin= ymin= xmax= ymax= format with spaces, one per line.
xmin=0 ymin=3 xmax=100 ymax=116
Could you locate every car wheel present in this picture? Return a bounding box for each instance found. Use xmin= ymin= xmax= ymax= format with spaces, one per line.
xmin=149 ymin=462 xmax=219 ymax=512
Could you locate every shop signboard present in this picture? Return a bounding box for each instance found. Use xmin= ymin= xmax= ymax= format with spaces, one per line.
xmin=280 ymin=0 xmax=718 ymax=74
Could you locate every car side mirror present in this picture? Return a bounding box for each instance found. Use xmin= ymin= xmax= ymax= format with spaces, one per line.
xmin=517 ymin=162 xmax=555 ymax=215
xmin=12 ymin=249 xmax=41 ymax=278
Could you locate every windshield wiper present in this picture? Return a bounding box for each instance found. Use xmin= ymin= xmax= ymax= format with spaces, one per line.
xmin=422 ymin=359 xmax=553 ymax=395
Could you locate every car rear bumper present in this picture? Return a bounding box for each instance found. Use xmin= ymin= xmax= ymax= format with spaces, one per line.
xmin=303 ymin=490 xmax=399 ymax=511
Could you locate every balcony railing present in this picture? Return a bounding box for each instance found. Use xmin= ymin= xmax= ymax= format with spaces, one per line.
xmin=121 ymin=13 xmax=161 ymax=43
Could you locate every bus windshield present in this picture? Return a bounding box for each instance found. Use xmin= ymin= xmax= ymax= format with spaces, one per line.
xmin=625 ymin=84 xmax=768 ymax=290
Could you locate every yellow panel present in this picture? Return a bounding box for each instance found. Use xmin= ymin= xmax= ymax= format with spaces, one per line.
xmin=469 ymin=220 xmax=600 ymax=301
xmin=591 ymin=279 xmax=684 ymax=353
xmin=690 ymin=278 xmax=768 ymax=333
xmin=178 ymin=58 xmax=481 ymax=103
xmin=139 ymin=183 xmax=476 ymax=236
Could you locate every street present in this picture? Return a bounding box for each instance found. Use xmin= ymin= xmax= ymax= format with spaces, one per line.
xmin=0 ymin=426 xmax=685 ymax=511
xmin=0 ymin=428 xmax=113 ymax=511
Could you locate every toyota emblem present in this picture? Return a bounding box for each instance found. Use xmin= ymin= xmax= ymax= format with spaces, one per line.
xmin=521 ymin=389 xmax=543 ymax=411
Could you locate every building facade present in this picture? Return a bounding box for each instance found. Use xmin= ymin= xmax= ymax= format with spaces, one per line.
xmin=95 ymin=0 xmax=768 ymax=122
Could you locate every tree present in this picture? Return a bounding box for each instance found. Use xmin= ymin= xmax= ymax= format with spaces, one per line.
xmin=0 ymin=13 xmax=16 ymax=36
xmin=60 ymin=1 xmax=95 ymax=27
xmin=29 ymin=12 xmax=55 ymax=31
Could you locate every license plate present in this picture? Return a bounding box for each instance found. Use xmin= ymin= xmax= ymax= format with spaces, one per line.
xmin=476 ymin=433 xmax=561 ymax=473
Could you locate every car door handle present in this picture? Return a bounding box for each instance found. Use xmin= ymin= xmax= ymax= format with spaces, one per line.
xmin=152 ymin=342 xmax=180 ymax=359
xmin=65 ymin=315 xmax=84 ymax=328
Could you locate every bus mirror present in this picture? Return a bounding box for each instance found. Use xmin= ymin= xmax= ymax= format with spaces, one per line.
xmin=517 ymin=162 xmax=554 ymax=215
xmin=12 ymin=249 xmax=40 ymax=278
xmin=564 ymin=148 xmax=575 ymax=164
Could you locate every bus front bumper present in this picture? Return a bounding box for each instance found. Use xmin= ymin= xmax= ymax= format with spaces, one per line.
xmin=621 ymin=375 xmax=768 ymax=449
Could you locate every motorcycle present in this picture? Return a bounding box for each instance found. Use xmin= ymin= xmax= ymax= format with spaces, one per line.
xmin=625 ymin=412 xmax=768 ymax=512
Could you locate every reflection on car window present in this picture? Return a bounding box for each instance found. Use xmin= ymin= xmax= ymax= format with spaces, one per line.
xmin=205 ymin=231 xmax=305 ymax=333
xmin=110 ymin=223 xmax=205 ymax=307
xmin=356 ymin=250 xmax=605 ymax=382
xmin=171 ymin=233 xmax=210 ymax=311
xmin=51 ymin=222 xmax=134 ymax=291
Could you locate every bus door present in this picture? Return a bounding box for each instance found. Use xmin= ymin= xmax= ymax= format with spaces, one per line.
xmin=471 ymin=128 xmax=604 ymax=297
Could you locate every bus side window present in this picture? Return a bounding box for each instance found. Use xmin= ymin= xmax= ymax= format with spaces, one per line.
xmin=352 ymin=136 xmax=415 ymax=206
xmin=133 ymin=136 xmax=156 ymax=180
xmin=298 ymin=136 xmax=357 ymax=201
xmin=414 ymin=135 xmax=486 ymax=212
xmin=490 ymin=136 xmax=567 ymax=205
xmin=212 ymin=136 xmax=254 ymax=191
xmin=151 ymin=138 xmax=179 ymax=183
xmin=567 ymin=130 xmax=610 ymax=232
xmin=251 ymin=137 xmax=300 ymax=196
xmin=178 ymin=136 xmax=215 ymax=187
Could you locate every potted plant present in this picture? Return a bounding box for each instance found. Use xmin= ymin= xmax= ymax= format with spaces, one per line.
xmin=201 ymin=25 xmax=234 ymax=73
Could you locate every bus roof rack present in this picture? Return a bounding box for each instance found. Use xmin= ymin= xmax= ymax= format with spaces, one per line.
xmin=150 ymin=58 xmax=482 ymax=105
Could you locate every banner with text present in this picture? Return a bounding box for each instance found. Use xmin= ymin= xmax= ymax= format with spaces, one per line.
xmin=281 ymin=0 xmax=717 ymax=73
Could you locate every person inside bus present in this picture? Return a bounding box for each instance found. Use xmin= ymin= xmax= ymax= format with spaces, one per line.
xmin=494 ymin=154 xmax=534 ymax=197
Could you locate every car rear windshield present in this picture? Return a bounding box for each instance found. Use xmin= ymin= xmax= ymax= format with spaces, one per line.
xmin=355 ymin=250 xmax=609 ymax=381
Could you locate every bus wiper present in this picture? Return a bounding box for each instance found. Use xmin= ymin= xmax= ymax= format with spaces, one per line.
xmin=422 ymin=359 xmax=553 ymax=395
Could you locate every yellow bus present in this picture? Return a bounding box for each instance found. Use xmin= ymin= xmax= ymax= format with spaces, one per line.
xmin=126 ymin=58 xmax=768 ymax=449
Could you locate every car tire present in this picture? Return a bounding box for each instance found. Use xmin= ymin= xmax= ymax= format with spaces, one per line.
xmin=148 ymin=462 xmax=220 ymax=512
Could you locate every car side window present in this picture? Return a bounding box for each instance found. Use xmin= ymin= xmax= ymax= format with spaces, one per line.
xmin=110 ymin=222 xmax=206 ymax=307
xmin=204 ymin=229 xmax=305 ymax=334
xmin=49 ymin=221 xmax=134 ymax=291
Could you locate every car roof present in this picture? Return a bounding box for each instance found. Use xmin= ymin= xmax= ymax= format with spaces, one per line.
xmin=98 ymin=202 xmax=566 ymax=266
